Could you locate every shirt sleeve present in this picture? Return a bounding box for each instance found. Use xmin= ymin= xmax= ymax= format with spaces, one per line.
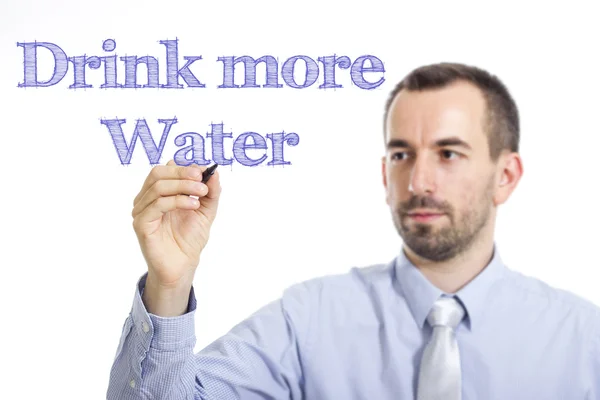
xmin=587 ymin=310 xmax=600 ymax=400
xmin=106 ymin=271 xmax=313 ymax=400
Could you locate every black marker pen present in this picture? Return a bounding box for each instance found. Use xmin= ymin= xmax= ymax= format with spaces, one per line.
xmin=201 ymin=163 xmax=218 ymax=183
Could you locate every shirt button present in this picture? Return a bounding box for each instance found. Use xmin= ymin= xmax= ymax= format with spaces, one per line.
xmin=129 ymin=379 xmax=135 ymax=388
xmin=142 ymin=321 xmax=149 ymax=333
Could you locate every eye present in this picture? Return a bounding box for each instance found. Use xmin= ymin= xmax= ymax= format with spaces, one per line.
xmin=391 ymin=151 xmax=409 ymax=161
xmin=441 ymin=150 xmax=460 ymax=160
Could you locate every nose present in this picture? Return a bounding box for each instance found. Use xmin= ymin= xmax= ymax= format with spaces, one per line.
xmin=408 ymin=154 xmax=436 ymax=195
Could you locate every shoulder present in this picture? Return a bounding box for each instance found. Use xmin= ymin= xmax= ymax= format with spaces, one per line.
xmin=281 ymin=259 xmax=395 ymax=305
xmin=505 ymin=268 xmax=600 ymax=343
xmin=278 ymin=260 xmax=396 ymax=334
xmin=507 ymin=268 xmax=600 ymax=317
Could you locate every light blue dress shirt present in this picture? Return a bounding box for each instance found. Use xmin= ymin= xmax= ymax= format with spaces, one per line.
xmin=107 ymin=243 xmax=600 ymax=399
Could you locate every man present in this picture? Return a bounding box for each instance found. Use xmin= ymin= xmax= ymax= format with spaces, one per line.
xmin=107 ymin=62 xmax=600 ymax=399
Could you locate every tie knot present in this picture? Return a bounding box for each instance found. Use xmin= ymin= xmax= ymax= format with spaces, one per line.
xmin=426 ymin=296 xmax=465 ymax=330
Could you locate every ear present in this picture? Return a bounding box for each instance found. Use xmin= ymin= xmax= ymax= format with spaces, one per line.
xmin=382 ymin=156 xmax=391 ymax=206
xmin=494 ymin=152 xmax=523 ymax=206
xmin=381 ymin=156 xmax=388 ymax=189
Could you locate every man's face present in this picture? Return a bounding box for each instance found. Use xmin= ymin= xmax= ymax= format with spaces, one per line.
xmin=383 ymin=81 xmax=500 ymax=262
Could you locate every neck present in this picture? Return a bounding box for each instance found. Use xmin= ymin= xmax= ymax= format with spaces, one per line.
xmin=403 ymin=230 xmax=495 ymax=294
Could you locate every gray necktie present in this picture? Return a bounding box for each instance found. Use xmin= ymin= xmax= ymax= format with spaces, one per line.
xmin=417 ymin=296 xmax=465 ymax=400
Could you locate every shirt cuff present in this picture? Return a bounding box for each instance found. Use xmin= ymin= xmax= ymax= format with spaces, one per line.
xmin=130 ymin=271 xmax=198 ymax=352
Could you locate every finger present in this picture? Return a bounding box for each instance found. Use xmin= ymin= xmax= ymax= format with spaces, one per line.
xmin=193 ymin=169 xmax=222 ymax=218
xmin=132 ymin=179 xmax=208 ymax=218
xmin=133 ymin=162 xmax=208 ymax=207
xmin=203 ymin=168 xmax=222 ymax=200
xmin=133 ymin=195 xmax=200 ymax=227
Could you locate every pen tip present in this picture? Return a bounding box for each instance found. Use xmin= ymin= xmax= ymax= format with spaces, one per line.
xmin=203 ymin=163 xmax=218 ymax=175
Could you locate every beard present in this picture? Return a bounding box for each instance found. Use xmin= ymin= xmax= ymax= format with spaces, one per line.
xmin=392 ymin=177 xmax=494 ymax=262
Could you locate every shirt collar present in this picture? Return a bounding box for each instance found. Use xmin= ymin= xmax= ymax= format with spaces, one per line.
xmin=393 ymin=242 xmax=507 ymax=332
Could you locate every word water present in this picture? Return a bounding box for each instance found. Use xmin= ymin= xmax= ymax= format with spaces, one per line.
xmin=101 ymin=118 xmax=299 ymax=166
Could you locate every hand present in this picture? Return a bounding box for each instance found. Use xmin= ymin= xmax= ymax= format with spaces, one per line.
xmin=131 ymin=159 xmax=221 ymax=289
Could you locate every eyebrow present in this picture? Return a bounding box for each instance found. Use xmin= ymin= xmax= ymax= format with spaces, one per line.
xmin=386 ymin=136 xmax=472 ymax=151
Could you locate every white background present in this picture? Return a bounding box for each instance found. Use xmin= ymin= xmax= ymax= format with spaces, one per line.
xmin=1 ymin=0 xmax=599 ymax=398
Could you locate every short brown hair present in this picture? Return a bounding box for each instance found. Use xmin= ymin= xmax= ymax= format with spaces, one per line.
xmin=383 ymin=62 xmax=519 ymax=161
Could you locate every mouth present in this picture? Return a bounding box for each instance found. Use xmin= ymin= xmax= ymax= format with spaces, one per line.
xmin=406 ymin=210 xmax=445 ymax=223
